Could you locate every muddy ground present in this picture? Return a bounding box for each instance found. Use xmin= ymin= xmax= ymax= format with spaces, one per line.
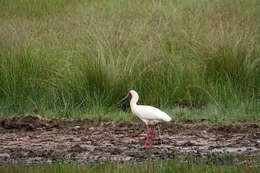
xmin=0 ymin=115 xmax=259 ymax=164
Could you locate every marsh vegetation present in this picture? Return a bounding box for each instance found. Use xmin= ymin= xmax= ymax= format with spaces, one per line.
xmin=0 ymin=0 xmax=259 ymax=172
xmin=0 ymin=0 xmax=259 ymax=120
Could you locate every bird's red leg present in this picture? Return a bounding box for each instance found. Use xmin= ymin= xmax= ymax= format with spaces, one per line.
xmin=144 ymin=125 xmax=150 ymax=146
xmin=140 ymin=125 xmax=150 ymax=149
xmin=149 ymin=126 xmax=154 ymax=148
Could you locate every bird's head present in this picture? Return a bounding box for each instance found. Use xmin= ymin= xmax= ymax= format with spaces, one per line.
xmin=128 ymin=90 xmax=138 ymax=97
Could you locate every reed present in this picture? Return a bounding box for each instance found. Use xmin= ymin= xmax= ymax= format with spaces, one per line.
xmin=0 ymin=0 xmax=259 ymax=119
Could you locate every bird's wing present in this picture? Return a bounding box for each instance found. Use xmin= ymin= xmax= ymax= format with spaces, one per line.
xmin=134 ymin=105 xmax=171 ymax=121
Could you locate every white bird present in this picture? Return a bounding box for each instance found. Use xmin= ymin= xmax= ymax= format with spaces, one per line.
xmin=118 ymin=90 xmax=172 ymax=149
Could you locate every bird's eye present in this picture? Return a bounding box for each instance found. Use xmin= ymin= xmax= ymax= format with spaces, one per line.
xmin=128 ymin=92 xmax=132 ymax=97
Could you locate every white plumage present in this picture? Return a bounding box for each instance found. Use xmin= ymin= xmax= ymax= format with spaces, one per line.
xmin=133 ymin=105 xmax=172 ymax=124
xmin=118 ymin=90 xmax=172 ymax=149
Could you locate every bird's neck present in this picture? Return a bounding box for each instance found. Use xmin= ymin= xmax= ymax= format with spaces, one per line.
xmin=130 ymin=95 xmax=138 ymax=110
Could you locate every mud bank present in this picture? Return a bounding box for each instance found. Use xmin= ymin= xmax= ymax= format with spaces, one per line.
xmin=0 ymin=115 xmax=259 ymax=164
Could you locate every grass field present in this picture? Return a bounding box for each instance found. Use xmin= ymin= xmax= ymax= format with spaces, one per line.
xmin=2 ymin=159 xmax=260 ymax=173
xmin=0 ymin=0 xmax=259 ymax=120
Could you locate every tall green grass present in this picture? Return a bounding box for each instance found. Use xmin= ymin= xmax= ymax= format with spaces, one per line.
xmin=0 ymin=0 xmax=81 ymax=17
xmin=1 ymin=159 xmax=260 ymax=173
xmin=0 ymin=0 xmax=259 ymax=119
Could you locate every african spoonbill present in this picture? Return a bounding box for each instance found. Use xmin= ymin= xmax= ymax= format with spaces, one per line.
xmin=118 ymin=90 xmax=172 ymax=149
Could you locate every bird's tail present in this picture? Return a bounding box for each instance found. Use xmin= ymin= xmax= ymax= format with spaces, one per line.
xmin=164 ymin=116 xmax=172 ymax=122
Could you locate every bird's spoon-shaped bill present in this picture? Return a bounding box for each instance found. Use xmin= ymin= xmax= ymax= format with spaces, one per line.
xmin=117 ymin=95 xmax=128 ymax=105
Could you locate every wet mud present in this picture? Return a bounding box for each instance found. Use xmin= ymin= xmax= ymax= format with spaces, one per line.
xmin=0 ymin=115 xmax=259 ymax=164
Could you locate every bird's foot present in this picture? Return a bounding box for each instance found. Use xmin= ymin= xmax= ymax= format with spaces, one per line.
xmin=139 ymin=145 xmax=152 ymax=149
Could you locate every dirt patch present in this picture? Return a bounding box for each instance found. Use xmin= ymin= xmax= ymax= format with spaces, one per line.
xmin=0 ymin=115 xmax=259 ymax=164
xmin=1 ymin=115 xmax=97 ymax=130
